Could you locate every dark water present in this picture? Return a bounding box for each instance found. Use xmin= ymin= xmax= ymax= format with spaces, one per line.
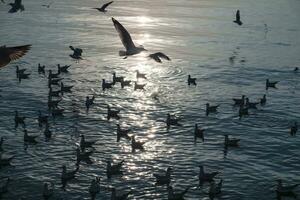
xmin=0 ymin=0 xmax=300 ymax=199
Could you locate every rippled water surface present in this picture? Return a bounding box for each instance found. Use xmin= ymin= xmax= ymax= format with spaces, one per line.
xmin=1 ymin=0 xmax=300 ymax=199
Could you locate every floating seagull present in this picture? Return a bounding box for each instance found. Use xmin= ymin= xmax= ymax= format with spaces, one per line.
xmin=116 ymin=124 xmax=131 ymax=142
xmin=294 ymin=67 xmax=299 ymax=72
xmin=209 ymin=179 xmax=222 ymax=199
xmin=8 ymin=0 xmax=24 ymax=13
xmin=102 ymin=79 xmax=114 ymax=91
xmin=148 ymin=52 xmax=171 ymax=63
xmin=153 ymin=167 xmax=172 ymax=185
xmin=260 ymin=94 xmax=266 ymax=105
xmin=112 ymin=18 xmax=146 ymax=57
xmin=111 ymin=187 xmax=132 ymax=200
xmin=80 ymin=135 xmax=96 ymax=151
xmin=245 ymin=98 xmax=259 ymax=109
xmin=0 ymin=45 xmax=31 ymax=69
xmin=24 ymin=129 xmax=38 ymax=144
xmin=38 ymin=110 xmax=48 ymax=127
xmin=166 ymin=114 xmax=181 ymax=129
xmin=42 ymin=182 xmax=54 ymax=200
xmin=15 ymin=111 xmax=26 ymax=129
xmin=15 ymin=65 xmax=26 ymax=78
xmin=120 ymin=79 xmax=131 ymax=88
xmin=76 ymin=147 xmax=93 ymax=164
xmin=89 ymin=177 xmax=100 ymax=200
xmin=131 ymin=135 xmax=145 ymax=152
xmin=136 ymin=70 xmax=147 ymax=79
xmin=188 ymin=75 xmax=196 ymax=86
xmin=199 ymin=165 xmax=219 ymax=183
xmin=18 ymin=71 xmax=30 ymax=82
xmin=57 ymin=64 xmax=70 ymax=73
xmin=93 ymin=1 xmax=113 ymax=13
xmin=86 ymin=96 xmax=95 ymax=111
xmin=224 ymin=135 xmax=240 ymax=147
xmin=290 ymin=122 xmax=298 ymax=136
xmin=206 ymin=103 xmax=219 ymax=116
xmin=112 ymin=72 xmax=124 ymax=84
xmin=238 ymin=105 xmax=248 ymax=118
xmin=134 ymin=82 xmax=146 ymax=90
xmin=107 ymin=105 xmax=120 ymax=120
xmin=38 ymin=63 xmax=45 ymax=74
xmin=69 ymin=46 xmax=82 ymax=60
xmin=233 ymin=10 xmax=242 ymax=25
xmin=44 ymin=123 xmax=52 ymax=139
xmin=61 ymin=164 xmax=79 ymax=189
xmin=194 ymin=124 xmax=204 ymax=142
xmin=276 ymin=179 xmax=299 ymax=196
xmin=233 ymin=95 xmax=245 ymax=106
xmin=106 ymin=160 xmax=124 ymax=178
xmin=167 ymin=185 xmax=190 ymax=200
xmin=266 ymin=79 xmax=279 ymax=90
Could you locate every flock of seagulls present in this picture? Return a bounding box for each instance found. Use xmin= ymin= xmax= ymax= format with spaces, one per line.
xmin=0 ymin=0 xmax=299 ymax=200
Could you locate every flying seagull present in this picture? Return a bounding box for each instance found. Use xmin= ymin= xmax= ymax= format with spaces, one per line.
xmin=149 ymin=52 xmax=171 ymax=63
xmin=112 ymin=18 xmax=171 ymax=62
xmin=233 ymin=10 xmax=242 ymax=25
xmin=0 ymin=45 xmax=31 ymax=69
xmin=69 ymin=46 xmax=83 ymax=60
xmin=112 ymin=17 xmax=146 ymax=57
xmin=8 ymin=0 xmax=25 ymax=13
xmin=93 ymin=1 xmax=113 ymax=12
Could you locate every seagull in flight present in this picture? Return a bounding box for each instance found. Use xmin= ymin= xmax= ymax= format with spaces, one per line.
xmin=233 ymin=10 xmax=243 ymax=26
xmin=112 ymin=18 xmax=171 ymax=62
xmin=69 ymin=46 xmax=83 ymax=60
xmin=93 ymin=1 xmax=113 ymax=13
xmin=0 ymin=45 xmax=31 ymax=69
xmin=8 ymin=0 xmax=24 ymax=13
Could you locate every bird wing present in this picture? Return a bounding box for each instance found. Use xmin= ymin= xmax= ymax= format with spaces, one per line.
xmin=149 ymin=54 xmax=161 ymax=63
xmin=0 ymin=45 xmax=31 ymax=68
xmin=101 ymin=1 xmax=113 ymax=10
xmin=112 ymin=18 xmax=136 ymax=51
xmin=156 ymin=52 xmax=171 ymax=60
xmin=236 ymin=10 xmax=240 ymax=21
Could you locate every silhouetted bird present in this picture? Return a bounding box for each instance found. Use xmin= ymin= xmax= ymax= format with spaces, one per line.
xmin=57 ymin=64 xmax=70 ymax=73
xmin=43 ymin=182 xmax=54 ymax=200
xmin=260 ymin=94 xmax=266 ymax=105
xmin=153 ymin=167 xmax=172 ymax=185
xmin=8 ymin=0 xmax=24 ymax=13
xmin=61 ymin=165 xmax=79 ymax=189
xmin=134 ymin=82 xmax=146 ymax=90
xmin=290 ymin=122 xmax=298 ymax=136
xmin=14 ymin=111 xmax=26 ymax=128
xmin=199 ymin=165 xmax=219 ymax=183
xmin=238 ymin=105 xmax=249 ymax=118
xmin=245 ymin=98 xmax=259 ymax=109
xmin=112 ymin=72 xmax=124 ymax=84
xmin=93 ymin=1 xmax=113 ymax=12
xmin=233 ymin=95 xmax=245 ymax=106
xmin=24 ymin=129 xmax=38 ymax=144
xmin=294 ymin=67 xmax=299 ymax=72
xmin=86 ymin=96 xmax=95 ymax=111
xmin=149 ymin=52 xmax=171 ymax=63
xmin=188 ymin=75 xmax=196 ymax=86
xmin=233 ymin=10 xmax=242 ymax=25
xmin=194 ymin=124 xmax=204 ymax=142
xmin=38 ymin=63 xmax=45 ymax=74
xmin=131 ymin=135 xmax=145 ymax=152
xmin=120 ymin=79 xmax=131 ymax=88
xmin=102 ymin=79 xmax=114 ymax=91
xmin=38 ymin=110 xmax=48 ymax=127
xmin=107 ymin=105 xmax=120 ymax=120
xmin=0 ymin=45 xmax=31 ymax=69
xmin=116 ymin=124 xmax=131 ymax=142
xmin=209 ymin=179 xmax=223 ymax=199
xmin=136 ymin=70 xmax=147 ymax=79
xmin=266 ymin=79 xmax=279 ymax=90
xmin=224 ymin=135 xmax=240 ymax=147
xmin=167 ymin=185 xmax=190 ymax=200
xmin=106 ymin=160 xmax=124 ymax=178
xmin=206 ymin=103 xmax=219 ymax=116
xmin=69 ymin=46 xmax=82 ymax=60
xmin=111 ymin=187 xmax=132 ymax=200
xmin=112 ymin=18 xmax=146 ymax=57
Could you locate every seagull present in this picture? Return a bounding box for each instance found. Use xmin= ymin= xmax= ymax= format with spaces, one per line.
xmin=188 ymin=75 xmax=196 ymax=86
xmin=14 ymin=111 xmax=26 ymax=129
xmin=38 ymin=63 xmax=45 ymax=74
xmin=245 ymin=98 xmax=259 ymax=109
xmin=61 ymin=164 xmax=79 ymax=189
xmin=136 ymin=70 xmax=147 ymax=79
xmin=233 ymin=10 xmax=243 ymax=25
xmin=148 ymin=52 xmax=171 ymax=63
xmin=44 ymin=123 xmax=52 ymax=139
xmin=8 ymin=0 xmax=25 ymax=13
xmin=260 ymin=94 xmax=266 ymax=105
xmin=80 ymin=135 xmax=96 ymax=151
xmin=290 ymin=122 xmax=298 ymax=136
xmin=199 ymin=165 xmax=219 ymax=183
xmin=194 ymin=124 xmax=204 ymax=142
xmin=93 ymin=1 xmax=113 ymax=13
xmin=238 ymin=105 xmax=249 ymax=118
xmin=15 ymin=65 xmax=26 ymax=78
xmin=106 ymin=160 xmax=124 ymax=178
xmin=102 ymin=79 xmax=114 ymax=91
xmin=111 ymin=187 xmax=132 ymax=200
xmin=206 ymin=103 xmax=219 ymax=116
xmin=112 ymin=18 xmax=146 ymax=57
xmin=224 ymin=135 xmax=240 ymax=147
xmin=86 ymin=96 xmax=95 ymax=111
xmin=120 ymin=79 xmax=131 ymax=88
xmin=167 ymin=185 xmax=190 ymax=200
xmin=233 ymin=95 xmax=245 ymax=106
xmin=76 ymin=148 xmax=93 ymax=164
xmin=57 ymin=64 xmax=70 ymax=73
xmin=153 ymin=167 xmax=172 ymax=185
xmin=69 ymin=46 xmax=82 ymax=60
xmin=134 ymin=82 xmax=146 ymax=90
xmin=107 ymin=105 xmax=120 ymax=120
xmin=24 ymin=129 xmax=38 ymax=144
xmin=266 ymin=79 xmax=279 ymax=90
xmin=0 ymin=45 xmax=31 ymax=69
xmin=131 ymin=135 xmax=145 ymax=152
xmin=116 ymin=124 xmax=131 ymax=142
xmin=166 ymin=114 xmax=181 ymax=129
xmin=38 ymin=110 xmax=48 ymax=127
xmin=112 ymin=72 xmax=124 ymax=84
xmin=209 ymin=179 xmax=222 ymax=198
xmin=294 ymin=67 xmax=299 ymax=72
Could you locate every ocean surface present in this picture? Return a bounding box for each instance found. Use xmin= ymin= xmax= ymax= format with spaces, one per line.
xmin=0 ymin=0 xmax=300 ymax=199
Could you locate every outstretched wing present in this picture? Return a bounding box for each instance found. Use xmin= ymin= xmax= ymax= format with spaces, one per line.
xmin=112 ymin=18 xmax=136 ymax=51
xmin=0 ymin=45 xmax=31 ymax=68
xmin=236 ymin=10 xmax=240 ymax=21
xmin=101 ymin=1 xmax=113 ymax=10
